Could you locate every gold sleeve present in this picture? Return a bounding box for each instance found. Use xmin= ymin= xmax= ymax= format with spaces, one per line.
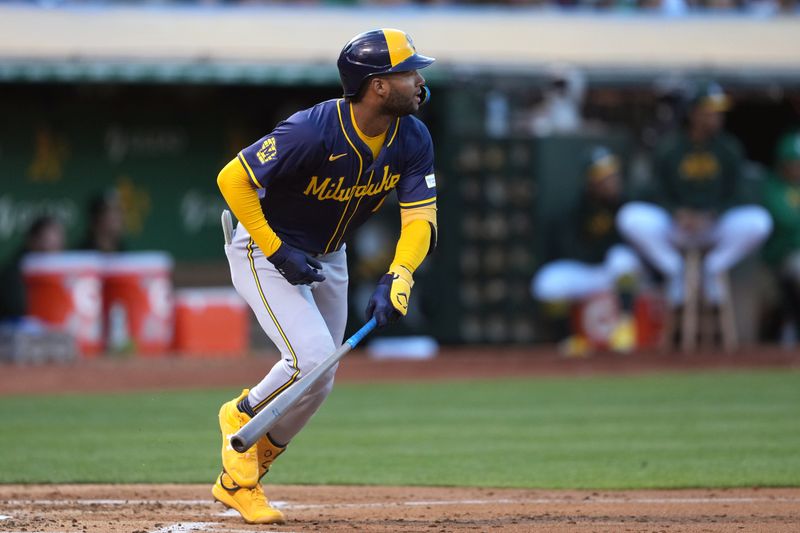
xmin=388 ymin=203 xmax=438 ymax=280
xmin=216 ymin=157 xmax=282 ymax=257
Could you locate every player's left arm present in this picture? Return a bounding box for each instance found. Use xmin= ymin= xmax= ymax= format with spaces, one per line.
xmin=391 ymin=203 xmax=438 ymax=273
xmin=366 ymin=203 xmax=437 ymax=327
xmin=366 ymin=122 xmax=436 ymax=326
xmin=386 ymin=202 xmax=437 ymax=310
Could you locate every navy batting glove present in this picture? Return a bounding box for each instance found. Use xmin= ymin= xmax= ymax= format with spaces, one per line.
xmin=365 ymin=274 xmax=401 ymax=328
xmin=267 ymin=243 xmax=325 ymax=286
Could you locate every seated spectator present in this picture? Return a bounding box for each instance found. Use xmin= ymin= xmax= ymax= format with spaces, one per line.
xmin=617 ymin=81 xmax=772 ymax=312
xmin=531 ymin=146 xmax=641 ymax=356
xmin=0 ymin=215 xmax=66 ymax=324
xmin=761 ymin=131 xmax=800 ymax=346
xmin=79 ymin=190 xmax=127 ymax=253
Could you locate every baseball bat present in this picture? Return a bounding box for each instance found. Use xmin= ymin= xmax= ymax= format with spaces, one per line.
xmin=230 ymin=317 xmax=377 ymax=453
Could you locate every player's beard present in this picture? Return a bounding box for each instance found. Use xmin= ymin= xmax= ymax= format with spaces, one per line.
xmin=383 ymin=90 xmax=417 ymax=117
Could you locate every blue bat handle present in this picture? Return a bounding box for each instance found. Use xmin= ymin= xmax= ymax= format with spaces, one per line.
xmin=346 ymin=317 xmax=377 ymax=349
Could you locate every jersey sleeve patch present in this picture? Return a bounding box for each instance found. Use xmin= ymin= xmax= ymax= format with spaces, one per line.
xmin=256 ymin=137 xmax=277 ymax=164
xmin=425 ymin=173 xmax=436 ymax=188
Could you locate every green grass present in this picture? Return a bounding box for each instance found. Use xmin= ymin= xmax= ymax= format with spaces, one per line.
xmin=0 ymin=370 xmax=798 ymax=488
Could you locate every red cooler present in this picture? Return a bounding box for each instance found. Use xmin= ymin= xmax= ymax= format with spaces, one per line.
xmin=22 ymin=252 xmax=105 ymax=356
xmin=103 ymin=252 xmax=174 ymax=356
xmin=173 ymin=288 xmax=249 ymax=356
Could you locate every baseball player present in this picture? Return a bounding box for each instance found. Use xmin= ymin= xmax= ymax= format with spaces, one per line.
xmin=761 ymin=131 xmax=800 ymax=344
xmin=617 ymin=81 xmax=772 ymax=308
xmin=211 ymin=28 xmax=437 ymax=524
xmin=531 ymin=146 xmax=641 ymax=356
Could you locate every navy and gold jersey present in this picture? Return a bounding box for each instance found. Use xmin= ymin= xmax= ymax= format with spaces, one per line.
xmin=238 ymin=98 xmax=436 ymax=255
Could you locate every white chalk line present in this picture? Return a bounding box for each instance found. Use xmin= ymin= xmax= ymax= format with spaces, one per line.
xmin=153 ymin=524 xmax=300 ymax=533
xmin=150 ymin=514 xmax=299 ymax=533
xmin=2 ymin=498 xmax=211 ymax=506
xmin=150 ymin=522 xmax=216 ymax=533
xmin=152 ymin=516 xmax=301 ymax=533
xmin=275 ymin=496 xmax=800 ymax=510
xmin=150 ymin=523 xmax=300 ymax=533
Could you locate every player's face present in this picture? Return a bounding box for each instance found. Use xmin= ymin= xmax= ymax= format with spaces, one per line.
xmin=690 ymin=107 xmax=724 ymax=137
xmin=381 ymin=70 xmax=426 ymax=117
xmin=30 ymin=222 xmax=65 ymax=252
xmin=589 ymin=171 xmax=622 ymax=203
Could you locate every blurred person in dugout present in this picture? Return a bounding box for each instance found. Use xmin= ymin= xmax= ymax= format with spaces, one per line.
xmin=531 ymin=146 xmax=641 ymax=357
xmin=0 ymin=215 xmax=66 ymax=326
xmin=525 ymin=63 xmax=585 ymax=137
xmin=78 ymin=190 xmax=127 ymax=253
xmin=761 ymin=131 xmax=800 ymax=346
xmin=616 ymin=81 xmax=772 ymax=317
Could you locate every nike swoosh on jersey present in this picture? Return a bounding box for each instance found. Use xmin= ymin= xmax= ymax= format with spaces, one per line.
xmin=328 ymin=153 xmax=348 ymax=161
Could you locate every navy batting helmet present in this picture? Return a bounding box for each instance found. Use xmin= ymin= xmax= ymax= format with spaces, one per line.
xmin=337 ymin=28 xmax=435 ymax=98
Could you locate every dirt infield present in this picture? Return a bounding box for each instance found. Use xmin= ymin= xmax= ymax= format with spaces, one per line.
xmin=1 ymin=485 xmax=799 ymax=532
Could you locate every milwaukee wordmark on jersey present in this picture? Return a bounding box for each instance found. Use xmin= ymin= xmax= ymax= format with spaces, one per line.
xmin=238 ymin=99 xmax=436 ymax=255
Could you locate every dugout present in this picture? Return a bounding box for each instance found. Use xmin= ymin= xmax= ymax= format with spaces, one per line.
xmin=1 ymin=5 xmax=799 ymax=346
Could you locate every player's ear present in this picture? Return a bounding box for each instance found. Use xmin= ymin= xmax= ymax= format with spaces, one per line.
xmin=371 ymin=77 xmax=388 ymax=97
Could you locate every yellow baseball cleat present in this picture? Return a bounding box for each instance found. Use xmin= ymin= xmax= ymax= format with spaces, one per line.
xmin=212 ymin=472 xmax=285 ymax=525
xmin=219 ymin=389 xmax=259 ymax=488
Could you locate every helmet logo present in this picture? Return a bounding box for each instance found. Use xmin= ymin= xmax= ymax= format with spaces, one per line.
xmin=405 ymin=33 xmax=416 ymax=52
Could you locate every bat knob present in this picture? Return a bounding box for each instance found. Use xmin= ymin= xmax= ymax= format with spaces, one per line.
xmin=230 ymin=435 xmax=248 ymax=453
